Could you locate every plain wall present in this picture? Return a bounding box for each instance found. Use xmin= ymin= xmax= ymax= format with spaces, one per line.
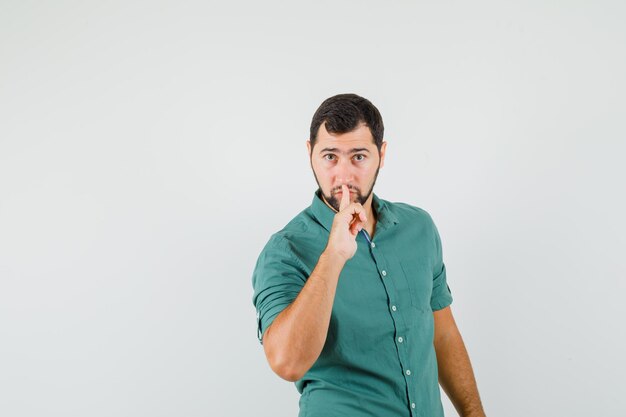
xmin=1 ymin=1 xmax=625 ymax=416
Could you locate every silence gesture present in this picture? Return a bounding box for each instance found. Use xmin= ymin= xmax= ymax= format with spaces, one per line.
xmin=325 ymin=184 xmax=368 ymax=262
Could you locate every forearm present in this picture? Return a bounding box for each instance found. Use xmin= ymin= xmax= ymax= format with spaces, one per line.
xmin=263 ymin=249 xmax=346 ymax=381
xmin=434 ymin=328 xmax=485 ymax=417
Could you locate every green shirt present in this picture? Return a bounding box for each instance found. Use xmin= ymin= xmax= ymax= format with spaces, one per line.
xmin=252 ymin=189 xmax=453 ymax=417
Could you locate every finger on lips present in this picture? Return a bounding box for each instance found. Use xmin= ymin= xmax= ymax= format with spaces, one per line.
xmin=339 ymin=184 xmax=350 ymax=211
xmin=338 ymin=184 xmax=367 ymax=226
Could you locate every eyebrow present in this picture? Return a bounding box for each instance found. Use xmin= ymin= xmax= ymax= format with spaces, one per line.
xmin=319 ymin=147 xmax=371 ymax=155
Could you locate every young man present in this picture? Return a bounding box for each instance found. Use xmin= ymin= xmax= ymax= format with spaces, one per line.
xmin=252 ymin=93 xmax=486 ymax=417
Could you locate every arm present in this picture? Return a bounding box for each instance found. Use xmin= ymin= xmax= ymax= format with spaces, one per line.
xmin=263 ymin=249 xmax=346 ymax=382
xmin=263 ymin=185 xmax=367 ymax=382
xmin=433 ymin=306 xmax=486 ymax=417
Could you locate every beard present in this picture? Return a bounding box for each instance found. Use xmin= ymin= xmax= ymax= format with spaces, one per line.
xmin=312 ymin=163 xmax=381 ymax=213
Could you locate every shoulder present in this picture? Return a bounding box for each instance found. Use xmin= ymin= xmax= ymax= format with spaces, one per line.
xmin=272 ymin=209 xmax=311 ymax=245
xmin=253 ymin=212 xmax=312 ymax=281
xmin=259 ymin=208 xmax=312 ymax=255
xmin=384 ymin=198 xmax=436 ymax=227
xmin=382 ymin=198 xmax=444 ymax=253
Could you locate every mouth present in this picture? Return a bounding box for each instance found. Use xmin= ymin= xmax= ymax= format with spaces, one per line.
xmin=335 ymin=190 xmax=356 ymax=196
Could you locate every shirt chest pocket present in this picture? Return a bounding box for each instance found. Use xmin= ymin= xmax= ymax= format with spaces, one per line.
xmin=399 ymin=260 xmax=433 ymax=312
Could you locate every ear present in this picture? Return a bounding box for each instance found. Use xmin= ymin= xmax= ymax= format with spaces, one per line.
xmin=379 ymin=141 xmax=387 ymax=169
xmin=306 ymin=140 xmax=312 ymax=157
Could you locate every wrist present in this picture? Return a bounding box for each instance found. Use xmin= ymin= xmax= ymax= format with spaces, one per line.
xmin=460 ymin=407 xmax=486 ymax=417
xmin=321 ymin=247 xmax=349 ymax=266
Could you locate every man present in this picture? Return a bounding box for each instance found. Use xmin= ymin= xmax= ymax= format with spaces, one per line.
xmin=251 ymin=93 xmax=486 ymax=417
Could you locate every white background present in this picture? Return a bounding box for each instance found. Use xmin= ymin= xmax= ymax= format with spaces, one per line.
xmin=1 ymin=1 xmax=625 ymax=416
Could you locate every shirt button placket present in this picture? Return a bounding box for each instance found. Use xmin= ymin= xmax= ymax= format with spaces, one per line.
xmin=369 ymin=240 xmax=418 ymax=416
xmin=372 ymin=252 xmax=414 ymax=415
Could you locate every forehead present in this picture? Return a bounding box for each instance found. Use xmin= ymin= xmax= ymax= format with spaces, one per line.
xmin=314 ymin=122 xmax=376 ymax=151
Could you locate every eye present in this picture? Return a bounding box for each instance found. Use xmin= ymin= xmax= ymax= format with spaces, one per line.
xmin=323 ymin=154 xmax=336 ymax=161
xmin=354 ymin=154 xmax=366 ymax=161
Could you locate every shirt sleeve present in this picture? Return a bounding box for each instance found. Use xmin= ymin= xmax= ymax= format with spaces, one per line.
xmin=430 ymin=220 xmax=453 ymax=311
xmin=251 ymin=235 xmax=308 ymax=345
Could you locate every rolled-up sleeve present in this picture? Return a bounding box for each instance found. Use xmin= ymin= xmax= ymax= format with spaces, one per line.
xmin=252 ymin=235 xmax=308 ymax=345
xmin=430 ymin=221 xmax=453 ymax=311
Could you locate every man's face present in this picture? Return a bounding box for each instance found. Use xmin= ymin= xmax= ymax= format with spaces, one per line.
xmin=307 ymin=122 xmax=386 ymax=212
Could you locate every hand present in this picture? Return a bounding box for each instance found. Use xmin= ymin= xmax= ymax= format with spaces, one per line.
xmin=324 ymin=184 xmax=368 ymax=262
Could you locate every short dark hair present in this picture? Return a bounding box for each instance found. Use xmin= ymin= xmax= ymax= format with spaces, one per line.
xmin=309 ymin=93 xmax=384 ymax=155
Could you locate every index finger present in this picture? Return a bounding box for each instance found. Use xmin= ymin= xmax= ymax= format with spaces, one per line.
xmin=339 ymin=184 xmax=350 ymax=211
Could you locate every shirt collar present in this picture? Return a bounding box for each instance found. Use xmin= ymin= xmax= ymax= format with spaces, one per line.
xmin=310 ymin=188 xmax=399 ymax=234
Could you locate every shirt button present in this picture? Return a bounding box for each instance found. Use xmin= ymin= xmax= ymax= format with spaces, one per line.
xmin=371 ymin=242 xmax=376 ymax=248
xmin=411 ymin=402 xmax=416 ymax=409
xmin=405 ymin=369 xmax=411 ymax=376
xmin=398 ymin=336 xmax=403 ymax=343
xmin=391 ymin=305 xmax=397 ymax=311
xmin=381 ymin=270 xmax=386 ymax=276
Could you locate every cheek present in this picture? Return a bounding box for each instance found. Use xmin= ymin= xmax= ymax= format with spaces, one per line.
xmin=312 ymin=165 xmax=331 ymax=182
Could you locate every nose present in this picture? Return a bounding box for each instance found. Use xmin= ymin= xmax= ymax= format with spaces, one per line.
xmin=335 ymin=158 xmax=356 ymax=187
